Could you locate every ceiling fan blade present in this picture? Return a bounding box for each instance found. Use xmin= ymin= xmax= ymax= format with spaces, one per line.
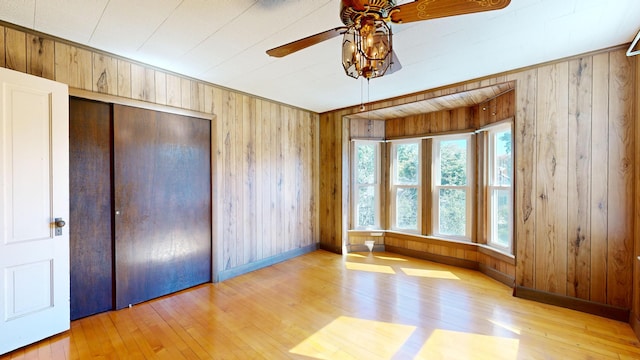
xmin=266 ymin=27 xmax=348 ymax=58
xmin=391 ymin=0 xmax=510 ymax=24
xmin=386 ymin=50 xmax=402 ymax=75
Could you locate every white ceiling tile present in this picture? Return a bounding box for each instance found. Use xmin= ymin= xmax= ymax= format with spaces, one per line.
xmin=34 ymin=0 xmax=109 ymax=44
xmin=0 ymin=0 xmax=36 ymax=28
xmin=0 ymin=0 xmax=638 ymax=112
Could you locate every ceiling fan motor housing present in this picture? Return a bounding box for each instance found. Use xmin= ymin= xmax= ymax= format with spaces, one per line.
xmin=340 ymin=0 xmax=397 ymax=26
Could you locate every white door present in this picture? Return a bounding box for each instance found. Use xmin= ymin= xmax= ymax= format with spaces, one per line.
xmin=0 ymin=67 xmax=69 ymax=355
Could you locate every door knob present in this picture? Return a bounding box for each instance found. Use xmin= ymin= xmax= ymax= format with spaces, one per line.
xmin=55 ymin=218 xmax=66 ymax=228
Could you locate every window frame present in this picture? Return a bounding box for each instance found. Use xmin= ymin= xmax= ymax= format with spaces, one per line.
xmin=389 ymin=139 xmax=422 ymax=233
xmin=351 ymin=140 xmax=382 ymax=230
xmin=485 ymin=122 xmax=513 ymax=253
xmin=431 ymin=134 xmax=473 ymax=241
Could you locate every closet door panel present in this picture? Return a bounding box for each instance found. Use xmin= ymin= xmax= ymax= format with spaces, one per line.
xmin=114 ymin=105 xmax=211 ymax=308
xmin=69 ymin=97 xmax=113 ymax=320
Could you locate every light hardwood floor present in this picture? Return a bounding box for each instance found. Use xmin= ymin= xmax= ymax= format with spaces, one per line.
xmin=2 ymin=250 xmax=640 ymax=359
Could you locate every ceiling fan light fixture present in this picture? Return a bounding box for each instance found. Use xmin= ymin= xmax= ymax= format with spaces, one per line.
xmin=342 ymin=16 xmax=392 ymax=79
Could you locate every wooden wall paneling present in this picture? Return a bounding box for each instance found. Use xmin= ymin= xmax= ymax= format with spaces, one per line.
xmin=255 ymin=99 xmax=265 ymax=259
xmin=606 ymin=49 xmax=634 ymax=309
xmin=233 ymin=93 xmax=244 ymax=264
xmin=154 ymin=71 xmax=167 ymax=105
xmin=4 ymin=27 xmax=26 ymax=72
xmin=283 ymin=107 xmax=295 ymax=251
xmin=130 ymin=63 xmax=155 ymax=102
xmin=350 ymin=119 xmax=385 ymax=139
xmin=508 ymin=69 xmax=537 ymax=289
xmin=566 ymin=57 xmax=593 ymax=300
xmin=113 ymin=104 xmax=211 ymax=308
xmin=208 ymin=85 xmax=223 ymax=281
xmin=0 ymin=25 xmax=5 ymax=68
xmin=26 ymin=34 xmax=54 ymax=80
xmin=166 ymin=74 xmax=181 ymax=108
xmin=54 ymin=42 xmax=92 ymax=90
xmin=534 ymin=62 xmax=569 ymax=295
xmin=255 ymin=99 xmax=264 ymax=260
xmin=273 ymin=102 xmax=285 ymax=255
xmin=181 ymin=78 xmax=191 ymax=110
xmin=633 ymin=55 xmax=640 ymax=333
xmin=69 ymin=97 xmax=113 ymax=320
xmin=191 ymin=82 xmax=205 ymax=112
xmin=243 ymin=95 xmax=257 ymax=263
xmin=221 ymin=90 xmax=236 ymax=270
xmin=116 ymin=59 xmax=131 ymax=98
xmin=92 ymin=53 xmax=117 ymax=95
xmin=319 ymin=111 xmax=345 ymax=253
xmin=590 ymin=52 xmax=610 ymax=304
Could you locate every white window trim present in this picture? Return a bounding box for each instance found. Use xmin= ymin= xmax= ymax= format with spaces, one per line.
xmin=432 ymin=134 xmax=473 ymax=241
xmin=486 ymin=123 xmax=513 ymax=253
xmin=390 ymin=140 xmax=422 ymax=233
xmin=351 ymin=140 xmax=382 ymax=230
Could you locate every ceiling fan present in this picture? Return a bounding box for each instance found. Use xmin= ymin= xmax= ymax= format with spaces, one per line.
xmin=266 ymin=0 xmax=511 ymax=79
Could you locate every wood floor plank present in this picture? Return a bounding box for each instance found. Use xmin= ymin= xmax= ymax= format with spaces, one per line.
xmin=2 ymin=250 xmax=639 ymax=359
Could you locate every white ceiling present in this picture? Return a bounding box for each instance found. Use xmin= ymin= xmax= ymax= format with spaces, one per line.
xmin=0 ymin=0 xmax=639 ymax=113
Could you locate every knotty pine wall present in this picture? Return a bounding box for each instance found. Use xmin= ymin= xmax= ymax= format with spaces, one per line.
xmin=320 ymin=46 xmax=636 ymax=316
xmin=0 ymin=23 xmax=319 ymax=281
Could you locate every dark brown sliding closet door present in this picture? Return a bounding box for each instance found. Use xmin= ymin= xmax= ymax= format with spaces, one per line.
xmin=113 ymin=105 xmax=211 ymax=308
xmin=69 ymin=97 xmax=114 ymax=320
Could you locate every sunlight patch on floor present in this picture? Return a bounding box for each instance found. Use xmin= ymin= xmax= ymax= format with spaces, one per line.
xmin=488 ymin=319 xmax=521 ymax=335
xmin=374 ymin=255 xmax=409 ymax=262
xmin=416 ymin=329 xmax=519 ymax=359
xmin=401 ymin=268 xmax=460 ymax=280
xmin=290 ymin=316 xmax=416 ymax=359
xmin=346 ymin=253 xmax=367 ymax=258
xmin=345 ymin=262 xmax=396 ymax=274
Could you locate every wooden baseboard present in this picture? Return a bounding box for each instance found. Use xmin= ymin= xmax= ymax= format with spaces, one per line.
xmin=631 ymin=312 xmax=640 ymax=340
xmin=215 ymin=244 xmax=319 ymax=282
xmin=385 ymin=245 xmax=479 ymax=270
xmin=478 ymin=263 xmax=515 ymax=287
xmin=514 ymin=286 xmax=630 ymax=322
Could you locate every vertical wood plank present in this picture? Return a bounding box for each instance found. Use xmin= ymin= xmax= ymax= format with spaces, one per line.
xmin=211 ymin=86 xmax=223 ymax=279
xmin=234 ymin=93 xmax=244 ymax=264
xmin=117 ymin=60 xmax=131 ymax=98
xmin=606 ymin=49 xmax=634 ymax=309
xmin=590 ymin=52 xmax=610 ymax=304
xmin=508 ymin=69 xmax=537 ymax=289
xmin=243 ymin=95 xmax=256 ymax=262
xmin=0 ymin=25 xmax=5 ymax=68
xmin=92 ymin=53 xmax=117 ymax=95
xmin=54 ymin=42 xmax=92 ymax=90
xmin=26 ymin=34 xmax=54 ymax=80
xmin=566 ymin=57 xmax=592 ymax=300
xmin=155 ymin=71 xmax=167 ymax=105
xmin=222 ymin=90 xmax=236 ymax=269
xmin=255 ymin=100 xmax=265 ymax=259
xmin=535 ymin=62 xmax=569 ymax=295
xmin=130 ymin=64 xmax=155 ymax=102
xmin=166 ymin=74 xmax=181 ymax=108
xmin=5 ymin=27 xmax=26 ymax=72
xmin=191 ymin=82 xmax=205 ymax=112
xmin=273 ymin=103 xmax=284 ymax=254
xmin=181 ymin=78 xmax=192 ymax=110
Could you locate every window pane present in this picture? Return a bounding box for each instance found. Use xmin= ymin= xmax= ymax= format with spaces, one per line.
xmin=356 ymin=186 xmax=376 ymax=228
xmin=438 ymin=188 xmax=466 ymax=236
xmin=491 ymin=188 xmax=510 ymax=247
xmin=396 ymin=187 xmax=418 ymax=230
xmin=494 ymin=130 xmax=512 ymax=186
xmin=356 ymin=144 xmax=376 ymax=184
xmin=439 ymin=139 xmax=467 ymax=186
xmin=395 ymin=143 xmax=419 ymax=185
